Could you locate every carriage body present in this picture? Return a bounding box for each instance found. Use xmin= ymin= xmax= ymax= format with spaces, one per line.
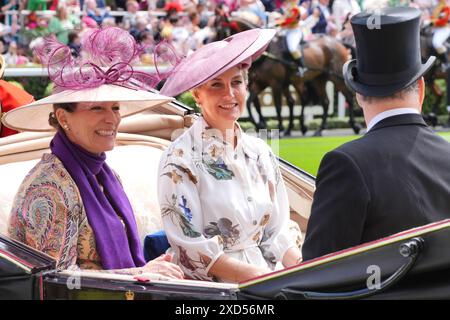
xmin=1 ymin=99 xmax=450 ymax=300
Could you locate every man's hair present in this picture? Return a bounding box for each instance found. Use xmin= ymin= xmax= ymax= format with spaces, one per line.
xmin=359 ymin=80 xmax=420 ymax=104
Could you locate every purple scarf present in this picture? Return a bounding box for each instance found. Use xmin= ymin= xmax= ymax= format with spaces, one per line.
xmin=50 ymin=130 xmax=146 ymax=269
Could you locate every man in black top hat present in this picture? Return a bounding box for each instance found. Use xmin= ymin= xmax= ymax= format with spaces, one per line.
xmin=302 ymin=7 xmax=450 ymax=261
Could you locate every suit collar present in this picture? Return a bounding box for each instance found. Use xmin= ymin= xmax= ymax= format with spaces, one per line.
xmin=367 ymin=113 xmax=427 ymax=133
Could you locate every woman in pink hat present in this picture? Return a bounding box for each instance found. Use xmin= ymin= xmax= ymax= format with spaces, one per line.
xmin=4 ymin=28 xmax=183 ymax=279
xmin=158 ymin=28 xmax=303 ymax=283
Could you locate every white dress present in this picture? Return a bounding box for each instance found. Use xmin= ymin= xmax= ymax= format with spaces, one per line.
xmin=157 ymin=117 xmax=300 ymax=282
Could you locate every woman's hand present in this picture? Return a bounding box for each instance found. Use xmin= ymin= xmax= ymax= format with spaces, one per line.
xmin=208 ymin=254 xmax=271 ymax=283
xmin=140 ymin=254 xmax=184 ymax=279
xmin=282 ymin=247 xmax=302 ymax=268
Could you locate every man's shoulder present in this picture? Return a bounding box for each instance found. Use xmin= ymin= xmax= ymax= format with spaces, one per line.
xmin=330 ymin=135 xmax=371 ymax=156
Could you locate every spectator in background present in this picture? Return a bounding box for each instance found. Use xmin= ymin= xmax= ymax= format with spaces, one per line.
xmin=276 ymin=0 xmax=319 ymax=75
xmin=122 ymin=0 xmax=140 ymax=29
xmin=187 ymin=10 xmax=213 ymax=49
xmin=4 ymin=41 xmax=29 ymax=66
xmin=102 ymin=16 xmax=117 ymax=26
xmin=81 ymin=15 xmax=99 ymax=29
xmin=196 ymin=0 xmax=209 ymax=28
xmin=68 ymin=31 xmax=81 ymax=57
xmin=0 ymin=37 xmax=5 ymax=54
xmin=1 ymin=0 xmax=19 ymax=25
xmin=159 ymin=5 xmax=180 ymax=39
xmin=25 ymin=11 xmax=38 ymax=29
xmin=311 ymin=0 xmax=332 ymax=34
xmin=235 ymin=0 xmax=267 ymax=26
xmin=27 ymin=0 xmax=48 ymax=10
xmin=260 ymin=0 xmax=276 ymax=12
xmin=0 ymin=80 xmax=35 ymax=138
xmin=86 ymin=0 xmax=111 ymax=25
xmin=362 ymin=0 xmax=389 ymax=11
xmin=130 ymin=16 xmax=151 ymax=40
xmin=48 ymin=6 xmax=76 ymax=44
xmin=213 ymin=2 xmax=232 ymax=39
xmin=170 ymin=12 xmax=191 ymax=54
xmin=96 ymin=0 xmax=107 ymax=8
xmin=332 ymin=0 xmax=360 ymax=31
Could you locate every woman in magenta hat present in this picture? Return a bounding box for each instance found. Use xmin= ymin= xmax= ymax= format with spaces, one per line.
xmin=4 ymin=28 xmax=183 ymax=279
xmin=158 ymin=28 xmax=303 ymax=283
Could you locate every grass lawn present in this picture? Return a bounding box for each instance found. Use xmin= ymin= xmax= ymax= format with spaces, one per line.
xmin=274 ymin=131 xmax=450 ymax=176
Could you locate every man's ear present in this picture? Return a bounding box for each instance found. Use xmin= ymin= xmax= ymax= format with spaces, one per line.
xmin=418 ymin=77 xmax=425 ymax=107
xmin=355 ymin=93 xmax=364 ymax=110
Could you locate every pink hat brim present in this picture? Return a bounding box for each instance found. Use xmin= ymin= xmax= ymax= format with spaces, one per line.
xmin=160 ymin=28 xmax=276 ymax=97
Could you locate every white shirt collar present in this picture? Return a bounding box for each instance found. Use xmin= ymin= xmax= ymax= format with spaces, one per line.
xmin=366 ymin=108 xmax=420 ymax=132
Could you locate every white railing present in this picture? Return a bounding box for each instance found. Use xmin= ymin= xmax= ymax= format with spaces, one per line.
xmin=3 ymin=66 xmax=160 ymax=77
xmin=4 ymin=9 xmax=214 ymax=27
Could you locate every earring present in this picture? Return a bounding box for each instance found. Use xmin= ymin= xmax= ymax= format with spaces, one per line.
xmin=63 ymin=124 xmax=69 ymax=131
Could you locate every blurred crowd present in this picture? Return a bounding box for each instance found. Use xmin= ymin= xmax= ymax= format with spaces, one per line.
xmin=0 ymin=0 xmax=443 ymax=67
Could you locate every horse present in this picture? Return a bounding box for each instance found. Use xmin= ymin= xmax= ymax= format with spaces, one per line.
xmin=219 ymin=17 xmax=361 ymax=136
xmin=420 ymin=25 xmax=450 ymax=127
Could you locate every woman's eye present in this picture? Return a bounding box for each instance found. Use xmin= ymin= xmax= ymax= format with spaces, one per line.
xmin=90 ymin=106 xmax=103 ymax=111
xmin=112 ymin=106 xmax=121 ymax=112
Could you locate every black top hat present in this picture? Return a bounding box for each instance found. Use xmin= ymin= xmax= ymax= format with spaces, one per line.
xmin=343 ymin=7 xmax=436 ymax=97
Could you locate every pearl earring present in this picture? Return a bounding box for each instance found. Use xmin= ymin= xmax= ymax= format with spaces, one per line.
xmin=63 ymin=124 xmax=69 ymax=130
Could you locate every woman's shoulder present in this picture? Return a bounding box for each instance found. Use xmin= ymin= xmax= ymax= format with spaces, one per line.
xmin=242 ymin=133 xmax=273 ymax=154
xmin=161 ymin=122 xmax=198 ymax=159
xmin=17 ymin=153 xmax=80 ymax=202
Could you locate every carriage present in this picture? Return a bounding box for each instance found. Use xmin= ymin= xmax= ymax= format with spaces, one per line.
xmin=1 ymin=96 xmax=450 ymax=300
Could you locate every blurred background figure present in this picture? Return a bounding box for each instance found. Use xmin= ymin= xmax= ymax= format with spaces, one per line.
xmin=3 ymin=41 xmax=29 ymax=66
xmin=332 ymin=0 xmax=360 ymax=31
xmin=48 ymin=6 xmax=77 ymax=44
xmin=122 ymin=0 xmax=140 ymax=30
xmin=85 ymin=0 xmax=111 ymax=26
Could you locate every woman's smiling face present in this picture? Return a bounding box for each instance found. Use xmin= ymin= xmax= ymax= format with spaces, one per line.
xmin=192 ymin=66 xmax=247 ymax=131
xmin=56 ymin=101 xmax=121 ymax=154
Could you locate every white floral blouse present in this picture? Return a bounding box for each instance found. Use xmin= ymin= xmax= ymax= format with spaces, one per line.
xmin=158 ymin=117 xmax=300 ymax=282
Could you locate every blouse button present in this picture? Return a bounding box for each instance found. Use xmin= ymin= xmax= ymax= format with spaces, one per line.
xmin=253 ymin=220 xmax=257 ymax=225
xmin=234 ymin=154 xmax=238 ymax=160
xmin=247 ymin=196 xmax=253 ymax=202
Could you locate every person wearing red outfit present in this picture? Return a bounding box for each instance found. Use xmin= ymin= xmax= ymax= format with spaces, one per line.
xmin=0 ymin=80 xmax=34 ymax=138
xmin=276 ymin=0 xmax=319 ymax=76
xmin=431 ymin=0 xmax=450 ymax=69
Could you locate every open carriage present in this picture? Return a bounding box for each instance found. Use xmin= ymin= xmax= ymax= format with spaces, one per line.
xmin=1 ymin=97 xmax=450 ymax=300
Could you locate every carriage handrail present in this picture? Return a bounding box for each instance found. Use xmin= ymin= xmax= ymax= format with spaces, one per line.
xmin=276 ymin=237 xmax=425 ymax=300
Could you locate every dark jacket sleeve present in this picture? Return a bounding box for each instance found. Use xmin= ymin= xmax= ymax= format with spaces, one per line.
xmin=302 ymin=149 xmax=371 ymax=261
xmin=311 ymin=7 xmax=327 ymax=33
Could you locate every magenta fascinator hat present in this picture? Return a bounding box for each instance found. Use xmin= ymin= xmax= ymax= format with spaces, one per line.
xmin=2 ymin=27 xmax=173 ymax=132
xmin=160 ymin=28 xmax=276 ymax=97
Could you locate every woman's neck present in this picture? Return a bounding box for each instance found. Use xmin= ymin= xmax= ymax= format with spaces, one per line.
xmin=202 ymin=118 xmax=237 ymax=147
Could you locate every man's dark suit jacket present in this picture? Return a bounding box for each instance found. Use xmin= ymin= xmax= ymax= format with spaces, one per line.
xmin=302 ymin=113 xmax=450 ymax=261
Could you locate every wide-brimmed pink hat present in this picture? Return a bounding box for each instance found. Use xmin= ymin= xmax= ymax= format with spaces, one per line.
xmin=160 ymin=28 xmax=276 ymax=97
xmin=2 ymin=27 xmax=174 ymax=132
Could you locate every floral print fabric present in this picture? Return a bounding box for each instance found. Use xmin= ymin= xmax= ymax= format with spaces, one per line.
xmin=158 ymin=117 xmax=299 ymax=281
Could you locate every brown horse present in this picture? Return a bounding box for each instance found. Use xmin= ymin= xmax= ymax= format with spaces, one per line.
xmin=249 ymin=34 xmax=361 ymax=136
xmin=219 ymin=17 xmax=360 ymax=136
xmin=420 ymin=26 xmax=450 ymax=127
